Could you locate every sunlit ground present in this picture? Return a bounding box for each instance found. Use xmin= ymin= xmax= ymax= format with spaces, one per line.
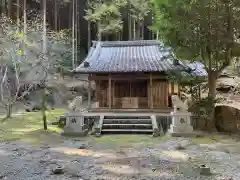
xmin=0 ymin=108 xmax=235 ymax=148
xmin=1 ymin=109 xmax=240 ymax=179
xmin=0 ymin=109 xmax=66 ymax=145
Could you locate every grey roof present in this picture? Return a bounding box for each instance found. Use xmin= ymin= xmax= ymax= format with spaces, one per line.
xmin=75 ymin=40 xmax=187 ymax=73
xmin=188 ymin=62 xmax=207 ymax=76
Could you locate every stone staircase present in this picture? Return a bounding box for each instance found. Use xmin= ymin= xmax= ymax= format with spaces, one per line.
xmin=93 ymin=115 xmax=161 ymax=137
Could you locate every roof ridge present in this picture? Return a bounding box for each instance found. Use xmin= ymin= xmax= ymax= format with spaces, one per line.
xmin=92 ymin=40 xmax=163 ymax=47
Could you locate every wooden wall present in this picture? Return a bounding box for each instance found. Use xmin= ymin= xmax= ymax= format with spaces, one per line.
xmin=151 ymin=80 xmax=168 ymax=108
xmin=92 ymin=73 xmax=178 ymax=109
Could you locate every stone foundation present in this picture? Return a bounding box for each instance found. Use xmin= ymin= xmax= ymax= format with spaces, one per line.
xmin=168 ymin=106 xmax=196 ymax=137
xmin=63 ymin=113 xmax=88 ymax=137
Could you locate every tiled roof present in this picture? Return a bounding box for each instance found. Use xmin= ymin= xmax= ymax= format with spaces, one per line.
xmin=188 ymin=62 xmax=207 ymax=76
xmin=75 ymin=40 xmax=206 ymax=76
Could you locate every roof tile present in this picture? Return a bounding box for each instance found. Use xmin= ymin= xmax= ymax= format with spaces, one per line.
xmin=75 ymin=40 xmax=206 ymax=76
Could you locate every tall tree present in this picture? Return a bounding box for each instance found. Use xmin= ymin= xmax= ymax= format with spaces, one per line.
xmin=1 ymin=0 xmax=6 ymax=14
xmin=129 ymin=0 xmax=152 ymax=40
xmin=72 ymin=0 xmax=75 ymax=69
xmin=54 ymin=0 xmax=59 ymax=30
xmin=152 ymin=0 xmax=240 ymax=128
xmin=86 ymin=0 xmax=91 ymax=49
xmin=0 ymin=13 xmax=71 ymax=120
xmin=7 ymin=0 xmax=12 ymax=17
xmin=85 ymin=0 xmax=127 ymax=41
xmin=41 ymin=0 xmax=47 ymax=130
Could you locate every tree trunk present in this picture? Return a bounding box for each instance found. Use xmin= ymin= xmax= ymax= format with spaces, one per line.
xmin=133 ymin=19 xmax=136 ymax=40
xmin=72 ymin=0 xmax=75 ymax=69
xmin=141 ymin=22 xmax=144 ymax=40
xmin=68 ymin=2 xmax=72 ymax=28
xmin=17 ymin=0 xmax=20 ymax=29
xmin=75 ymin=0 xmax=79 ymax=65
xmin=23 ymin=0 xmax=27 ymax=54
xmin=1 ymin=0 xmax=5 ymax=14
xmin=43 ymin=0 xmax=47 ymax=54
xmin=156 ymin=31 xmax=159 ymax=39
xmin=54 ymin=0 xmax=58 ymax=30
xmin=208 ymin=71 xmax=217 ymax=99
xmin=135 ymin=21 xmax=141 ymax=40
xmin=128 ymin=4 xmax=132 ymax=40
xmin=7 ymin=0 xmax=11 ymax=17
xmin=5 ymin=104 xmax=12 ymax=119
xmin=41 ymin=88 xmax=47 ymax=130
xmin=87 ymin=0 xmax=91 ymax=50
xmin=206 ymin=71 xmax=218 ymax=131
xmin=87 ymin=21 xmax=91 ymax=50
xmin=97 ymin=22 xmax=102 ymax=41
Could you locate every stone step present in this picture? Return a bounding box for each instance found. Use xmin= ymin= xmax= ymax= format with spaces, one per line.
xmin=101 ymin=129 xmax=153 ymax=133
xmin=102 ymin=124 xmax=152 ymax=126
xmin=103 ymin=119 xmax=152 ymax=124
xmin=102 ymin=124 xmax=153 ymax=130
xmin=104 ymin=116 xmax=151 ymax=120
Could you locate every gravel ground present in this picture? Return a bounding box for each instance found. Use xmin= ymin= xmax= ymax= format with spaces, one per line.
xmin=0 ymin=138 xmax=239 ymax=180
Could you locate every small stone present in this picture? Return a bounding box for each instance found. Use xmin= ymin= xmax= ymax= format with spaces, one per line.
xmin=70 ymin=173 xmax=81 ymax=178
xmin=78 ymin=144 xmax=88 ymax=149
xmin=199 ymin=164 xmax=211 ymax=175
xmin=40 ymin=145 xmax=50 ymax=149
xmin=175 ymin=144 xmax=186 ymax=150
xmin=52 ymin=165 xmax=64 ymax=174
xmin=0 ymin=174 xmax=5 ymax=179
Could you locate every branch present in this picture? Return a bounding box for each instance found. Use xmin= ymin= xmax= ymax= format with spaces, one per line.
xmin=218 ymin=3 xmax=234 ymax=75
xmin=0 ymin=66 xmax=8 ymax=105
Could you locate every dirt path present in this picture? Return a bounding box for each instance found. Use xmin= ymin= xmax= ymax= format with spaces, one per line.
xmin=0 ymin=135 xmax=239 ymax=180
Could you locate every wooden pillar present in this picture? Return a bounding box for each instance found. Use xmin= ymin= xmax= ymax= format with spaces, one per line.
xmin=112 ymin=80 xmax=115 ymax=108
xmin=166 ymin=81 xmax=169 ymax=107
xmin=150 ymin=73 xmax=153 ymax=109
xmin=88 ymin=79 xmax=91 ymax=109
xmin=95 ymin=80 xmax=99 ymax=103
xmin=108 ymin=74 xmax=112 ymax=109
xmin=178 ymin=84 xmax=181 ymax=98
xmin=171 ymin=82 xmax=174 ymax=94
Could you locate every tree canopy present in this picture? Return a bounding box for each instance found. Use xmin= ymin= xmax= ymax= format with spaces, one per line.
xmin=152 ymin=0 xmax=240 ymax=98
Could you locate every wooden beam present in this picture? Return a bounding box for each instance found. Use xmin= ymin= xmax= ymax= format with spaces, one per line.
xmin=88 ymin=80 xmax=91 ymax=109
xmin=178 ymin=84 xmax=181 ymax=97
xmin=95 ymin=80 xmax=99 ymax=103
xmin=171 ymin=82 xmax=174 ymax=95
xmin=112 ymin=80 xmax=115 ymax=108
xmin=150 ymin=73 xmax=153 ymax=109
xmin=89 ymin=74 xmax=167 ymax=81
xmin=166 ymin=81 xmax=169 ymax=107
xmin=108 ymin=74 xmax=112 ymax=109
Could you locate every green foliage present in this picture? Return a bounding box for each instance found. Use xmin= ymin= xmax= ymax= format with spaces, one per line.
xmin=167 ymin=70 xmax=205 ymax=86
xmin=0 ymin=14 xmax=71 ymax=116
xmin=188 ymin=97 xmax=222 ymax=117
xmin=0 ymin=15 xmax=71 ymax=76
xmin=85 ymin=0 xmax=127 ymax=35
xmin=129 ymin=0 xmax=153 ymax=21
xmin=152 ymin=0 xmax=240 ymax=72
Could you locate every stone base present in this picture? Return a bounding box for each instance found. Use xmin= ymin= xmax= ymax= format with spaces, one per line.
xmin=152 ymin=128 xmax=164 ymax=137
xmin=63 ymin=126 xmax=88 ymax=137
xmin=169 ymin=124 xmax=193 ymax=132
xmin=168 ymin=132 xmax=197 ymax=137
xmin=168 ymin=124 xmax=196 ymax=137
xmin=62 ymin=130 xmax=88 ymax=137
